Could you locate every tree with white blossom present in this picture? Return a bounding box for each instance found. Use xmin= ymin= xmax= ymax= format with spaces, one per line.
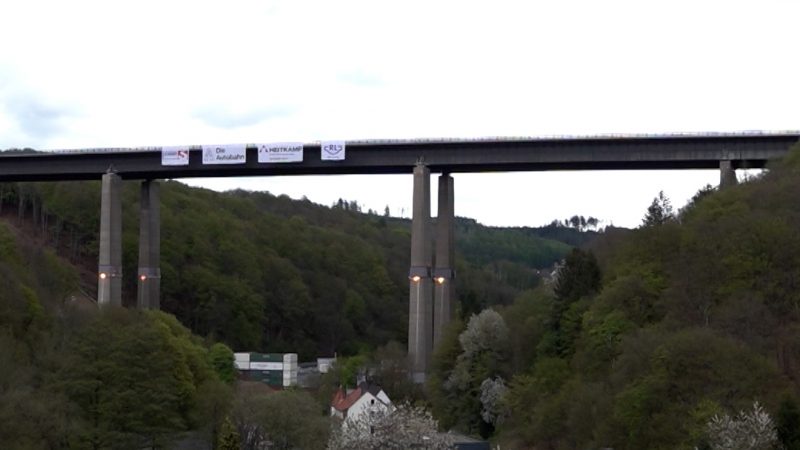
xmin=706 ymin=402 xmax=778 ymax=450
xmin=327 ymin=403 xmax=453 ymax=450
xmin=479 ymin=377 xmax=508 ymax=426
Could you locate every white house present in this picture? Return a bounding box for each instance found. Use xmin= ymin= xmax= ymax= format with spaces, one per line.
xmin=330 ymin=381 xmax=392 ymax=423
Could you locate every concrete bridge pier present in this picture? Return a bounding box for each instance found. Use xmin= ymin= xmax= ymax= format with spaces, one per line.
xmin=409 ymin=163 xmax=433 ymax=383
xmin=137 ymin=180 xmax=161 ymax=310
xmin=98 ymin=172 xmax=123 ymax=307
xmin=720 ymin=160 xmax=738 ymax=188
xmin=433 ymin=173 xmax=455 ymax=351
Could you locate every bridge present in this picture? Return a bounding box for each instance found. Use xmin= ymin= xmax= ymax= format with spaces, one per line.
xmin=0 ymin=132 xmax=797 ymax=180
xmin=3 ymin=131 xmax=799 ymax=382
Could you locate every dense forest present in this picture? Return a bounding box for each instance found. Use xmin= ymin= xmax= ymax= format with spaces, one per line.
xmin=0 ymin=174 xmax=575 ymax=360
xmin=428 ymin=143 xmax=800 ymax=449
xmin=0 ymin=215 xmax=238 ymax=448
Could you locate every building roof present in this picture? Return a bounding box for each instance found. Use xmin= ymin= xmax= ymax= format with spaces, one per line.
xmin=331 ymin=381 xmax=386 ymax=412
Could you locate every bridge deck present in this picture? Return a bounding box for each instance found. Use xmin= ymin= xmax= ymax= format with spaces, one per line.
xmin=1 ymin=132 xmax=798 ymax=181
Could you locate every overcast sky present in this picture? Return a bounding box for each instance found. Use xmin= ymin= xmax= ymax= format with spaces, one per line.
xmin=1 ymin=1 xmax=797 ymax=227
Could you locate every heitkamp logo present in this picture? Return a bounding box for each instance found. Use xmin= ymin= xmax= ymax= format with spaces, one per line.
xmin=258 ymin=143 xmax=304 ymax=163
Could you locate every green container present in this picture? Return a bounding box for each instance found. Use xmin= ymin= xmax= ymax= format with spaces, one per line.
xmin=265 ymin=353 xmax=284 ymax=362
xmin=249 ymin=353 xmax=285 ymax=363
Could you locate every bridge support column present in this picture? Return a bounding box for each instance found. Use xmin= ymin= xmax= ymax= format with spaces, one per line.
xmin=98 ymin=172 xmax=122 ymax=307
xmin=433 ymin=174 xmax=455 ymax=351
xmin=409 ymin=163 xmax=433 ymax=383
xmin=720 ymin=160 xmax=738 ymax=188
xmin=137 ymin=180 xmax=161 ymax=309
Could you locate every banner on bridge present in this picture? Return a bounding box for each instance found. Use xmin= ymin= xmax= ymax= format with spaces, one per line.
xmin=258 ymin=142 xmax=303 ymax=163
xmin=161 ymin=146 xmax=190 ymax=166
xmin=202 ymin=144 xmax=247 ymax=165
xmin=321 ymin=140 xmax=346 ymax=161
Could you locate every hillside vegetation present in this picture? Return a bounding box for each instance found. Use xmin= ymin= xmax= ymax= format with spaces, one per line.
xmin=0 ymin=217 xmax=237 ymax=448
xmin=428 ymin=143 xmax=800 ymax=449
xmin=0 ymin=170 xmax=590 ymax=448
xmin=0 ymin=178 xmax=575 ymax=359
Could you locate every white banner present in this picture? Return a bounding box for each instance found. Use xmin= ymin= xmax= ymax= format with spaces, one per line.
xmin=202 ymin=144 xmax=247 ymax=164
xmin=161 ymin=146 xmax=190 ymax=166
xmin=258 ymin=142 xmax=303 ymax=163
xmin=321 ymin=140 xmax=346 ymax=161
xmin=250 ymin=362 xmax=284 ymax=371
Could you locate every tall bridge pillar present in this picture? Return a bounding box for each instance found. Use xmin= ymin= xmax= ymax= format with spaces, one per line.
xmin=433 ymin=173 xmax=455 ymax=351
xmin=137 ymin=180 xmax=161 ymax=309
xmin=98 ymin=172 xmax=122 ymax=307
xmin=720 ymin=160 xmax=738 ymax=188
xmin=409 ymin=163 xmax=433 ymax=383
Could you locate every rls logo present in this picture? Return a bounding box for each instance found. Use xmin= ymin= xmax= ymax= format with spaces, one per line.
xmin=323 ymin=144 xmax=343 ymax=155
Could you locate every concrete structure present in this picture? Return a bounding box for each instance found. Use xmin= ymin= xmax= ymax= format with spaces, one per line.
xmin=137 ymin=180 xmax=161 ymax=309
xmin=720 ymin=160 xmax=738 ymax=188
xmin=97 ymin=172 xmax=122 ymax=306
xmin=0 ymin=133 xmax=798 ymax=181
xmin=409 ymin=163 xmax=433 ymax=383
xmin=433 ymin=173 xmax=455 ymax=350
xmin=317 ymin=357 xmax=336 ymax=374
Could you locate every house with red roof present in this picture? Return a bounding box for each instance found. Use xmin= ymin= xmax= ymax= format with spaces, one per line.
xmin=330 ymin=381 xmax=392 ymax=423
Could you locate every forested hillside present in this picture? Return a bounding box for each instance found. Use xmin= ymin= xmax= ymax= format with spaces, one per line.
xmin=429 ymin=143 xmax=800 ymax=449
xmin=0 ymin=217 xmax=239 ymax=448
xmin=0 ymin=178 xmax=575 ymax=359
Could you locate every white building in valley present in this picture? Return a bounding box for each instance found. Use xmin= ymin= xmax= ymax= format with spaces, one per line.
xmin=330 ymin=381 xmax=392 ymax=423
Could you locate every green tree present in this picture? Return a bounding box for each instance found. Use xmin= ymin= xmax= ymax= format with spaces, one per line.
xmin=542 ymin=249 xmax=601 ymax=358
xmin=233 ymin=388 xmax=330 ymax=450
xmin=60 ymin=308 xmax=212 ymax=449
xmin=216 ymin=417 xmax=240 ymax=450
xmin=553 ymin=248 xmax=601 ymax=303
xmin=778 ymin=396 xmax=800 ymax=450
xmin=208 ymin=342 xmax=236 ymax=384
xmin=428 ymin=318 xmax=465 ymax=430
xmin=642 ymin=190 xmax=674 ymax=226
xmin=197 ymin=380 xmax=234 ymax=449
